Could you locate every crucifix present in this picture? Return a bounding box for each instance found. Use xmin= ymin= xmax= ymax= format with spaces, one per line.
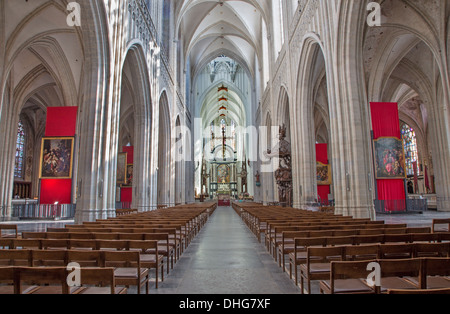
xmin=218 ymin=120 xmax=234 ymax=160
xmin=222 ymin=125 xmax=226 ymax=159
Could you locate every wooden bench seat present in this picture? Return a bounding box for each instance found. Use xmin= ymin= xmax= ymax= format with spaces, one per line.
xmin=319 ymin=259 xmax=415 ymax=294
xmin=320 ymin=258 xmax=450 ymax=294
xmin=299 ymin=246 xmax=346 ymax=294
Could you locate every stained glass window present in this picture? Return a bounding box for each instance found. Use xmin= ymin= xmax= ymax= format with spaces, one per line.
xmin=14 ymin=120 xmax=26 ymax=179
xmin=221 ymin=118 xmax=226 ymax=131
xmin=401 ymin=123 xmax=419 ymax=177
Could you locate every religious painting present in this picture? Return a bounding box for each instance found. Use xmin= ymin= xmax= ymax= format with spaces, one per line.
xmin=317 ymin=162 xmax=332 ymax=185
xmin=117 ymin=153 xmax=127 ymax=185
xmin=39 ymin=137 xmax=74 ymax=179
xmin=217 ymin=164 xmax=230 ymax=184
xmin=373 ymin=137 xmax=407 ymax=179
xmin=125 ymin=164 xmax=133 ymax=186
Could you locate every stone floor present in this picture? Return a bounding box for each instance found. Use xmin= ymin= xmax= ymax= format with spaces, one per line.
xmin=2 ymin=207 xmax=450 ymax=295
xmin=152 ymin=206 xmax=300 ymax=294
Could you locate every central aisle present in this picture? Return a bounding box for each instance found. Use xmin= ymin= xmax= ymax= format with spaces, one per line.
xmin=155 ymin=206 xmax=300 ymax=294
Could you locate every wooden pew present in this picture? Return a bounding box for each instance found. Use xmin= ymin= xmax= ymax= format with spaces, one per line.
xmin=75 ymin=267 xmax=128 ymax=294
xmin=320 ymin=258 xmax=450 ymax=294
xmin=0 ymin=225 xmax=18 ymax=239
xmin=433 ymin=219 xmax=450 ymax=233
xmin=0 ymin=249 xmax=150 ymax=294
xmin=104 ymin=250 xmax=150 ymax=295
xmin=299 ymin=246 xmax=346 ymax=294
xmin=4 ymin=266 xmax=127 ymax=294
xmin=0 ymin=266 xmax=14 ymax=294
xmin=14 ymin=267 xmax=73 ymax=294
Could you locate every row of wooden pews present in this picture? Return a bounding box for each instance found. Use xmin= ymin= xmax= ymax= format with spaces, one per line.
xmin=233 ymin=201 xmax=450 ymax=294
xmin=0 ymin=202 xmax=217 ymax=294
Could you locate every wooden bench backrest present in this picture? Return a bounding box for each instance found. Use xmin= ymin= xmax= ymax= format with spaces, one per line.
xmin=32 ymin=250 xmax=67 ymax=267
xmin=41 ymin=239 xmax=69 ymax=250
xmin=331 ymin=260 xmax=373 ymax=281
xmin=378 ymin=243 xmax=415 ymax=259
xmin=13 ymin=239 xmax=41 ymax=250
xmin=79 ymin=267 xmax=116 ymax=293
xmin=95 ymin=240 xmax=129 ymax=251
xmin=344 ymin=244 xmax=380 ymax=261
xmin=127 ymin=240 xmax=158 ymax=253
xmin=415 ymin=243 xmax=450 ymax=258
xmin=104 ymin=250 xmax=140 ymax=268
xmin=0 ymin=225 xmax=18 ymax=238
xmin=307 ymin=246 xmax=346 ymax=263
xmin=0 ymin=249 xmax=32 ymax=266
xmin=68 ymin=239 xmax=98 ymax=250
xmin=0 ymin=266 xmax=14 ymax=284
xmin=433 ymin=219 xmax=450 ymax=233
xmin=66 ymin=250 xmax=105 ymax=267
xmin=423 ymin=257 xmax=450 ymax=277
xmin=14 ymin=267 xmax=69 ymax=294
xmin=378 ymin=258 xmax=422 ymax=278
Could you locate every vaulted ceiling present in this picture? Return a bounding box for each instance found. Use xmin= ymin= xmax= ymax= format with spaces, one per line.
xmin=175 ymin=0 xmax=271 ymax=79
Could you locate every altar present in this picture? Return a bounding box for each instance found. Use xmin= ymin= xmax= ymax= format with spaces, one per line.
xmin=217 ymin=182 xmax=232 ymax=206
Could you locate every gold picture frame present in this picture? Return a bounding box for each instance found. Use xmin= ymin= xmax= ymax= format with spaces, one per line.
xmin=117 ymin=152 xmax=128 ymax=185
xmin=39 ymin=137 xmax=74 ymax=179
xmin=373 ymin=137 xmax=407 ymax=180
xmin=317 ymin=161 xmax=332 ymax=185
xmin=124 ymin=164 xmax=133 ymax=186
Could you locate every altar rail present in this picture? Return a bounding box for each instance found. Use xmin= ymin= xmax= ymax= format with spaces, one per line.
xmin=374 ymin=199 xmax=428 ymax=214
xmin=10 ymin=204 xmax=75 ymax=220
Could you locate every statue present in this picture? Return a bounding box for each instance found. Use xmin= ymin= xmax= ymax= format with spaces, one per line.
xmin=264 ymin=124 xmax=293 ymax=207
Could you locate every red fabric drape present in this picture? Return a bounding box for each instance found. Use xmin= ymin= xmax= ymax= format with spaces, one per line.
xmin=121 ymin=187 xmax=133 ymax=203
xmin=370 ymin=103 xmax=401 ymax=140
xmin=121 ymin=147 xmax=134 ymax=204
xmin=316 ymin=144 xmax=331 ymax=204
xmin=40 ymin=107 xmax=78 ymax=205
xmin=122 ymin=146 xmax=134 ymax=165
xmin=45 ymin=107 xmax=78 ymax=137
xmin=370 ymin=102 xmax=405 ymax=211
xmin=40 ymin=179 xmax=72 ymax=205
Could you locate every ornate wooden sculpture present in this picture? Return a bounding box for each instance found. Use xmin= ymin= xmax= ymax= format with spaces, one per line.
xmin=264 ymin=124 xmax=293 ymax=207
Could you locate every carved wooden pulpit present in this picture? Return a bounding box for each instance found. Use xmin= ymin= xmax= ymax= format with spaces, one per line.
xmin=264 ymin=124 xmax=293 ymax=207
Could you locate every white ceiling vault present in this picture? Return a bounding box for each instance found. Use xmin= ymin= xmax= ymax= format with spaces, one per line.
xmin=175 ymin=0 xmax=271 ymax=80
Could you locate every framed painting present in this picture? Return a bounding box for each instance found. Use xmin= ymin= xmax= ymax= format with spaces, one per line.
xmin=373 ymin=137 xmax=407 ymax=179
xmin=117 ymin=152 xmax=127 ymax=185
xmin=217 ymin=164 xmax=230 ymax=184
xmin=125 ymin=164 xmax=133 ymax=186
xmin=39 ymin=137 xmax=74 ymax=179
xmin=317 ymin=162 xmax=332 ymax=185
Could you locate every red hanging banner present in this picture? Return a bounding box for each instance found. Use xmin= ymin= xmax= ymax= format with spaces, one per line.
xmin=45 ymin=107 xmax=78 ymax=137
xmin=121 ymin=146 xmax=134 ymax=204
xmin=40 ymin=107 xmax=78 ymax=205
xmin=370 ymin=102 xmax=406 ymax=212
xmin=316 ymin=144 xmax=331 ymax=205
